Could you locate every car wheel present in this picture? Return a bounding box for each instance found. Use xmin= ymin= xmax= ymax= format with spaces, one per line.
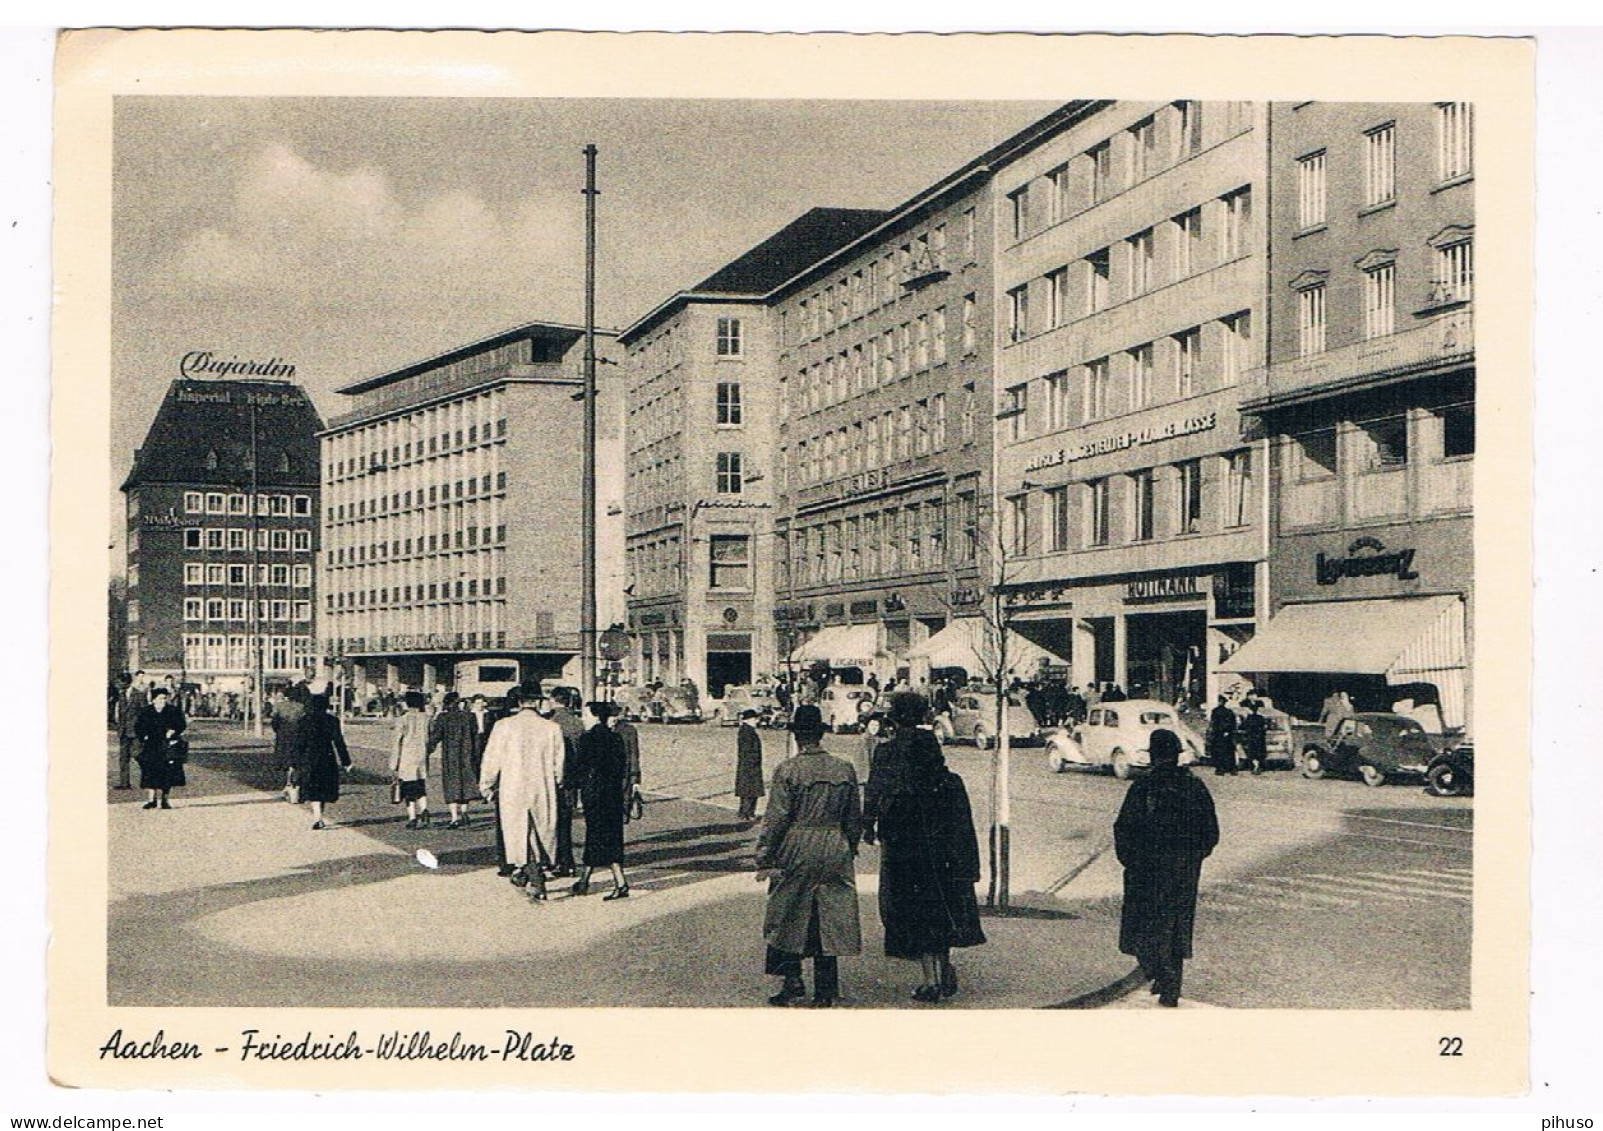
xmin=1111 ymin=749 xmax=1133 ymax=780
xmin=1047 ymin=749 xmax=1069 ymax=773
xmin=1359 ymin=763 xmax=1387 ymax=788
xmin=1426 ymin=762 xmax=1463 ymax=797
xmin=1301 ymin=748 xmax=1327 ymax=780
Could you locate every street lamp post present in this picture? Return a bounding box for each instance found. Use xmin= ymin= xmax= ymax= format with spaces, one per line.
xmin=580 ymin=143 xmax=600 ymax=703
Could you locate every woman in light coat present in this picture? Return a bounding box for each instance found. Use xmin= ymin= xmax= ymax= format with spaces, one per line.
xmin=391 ymin=690 xmax=432 ymax=829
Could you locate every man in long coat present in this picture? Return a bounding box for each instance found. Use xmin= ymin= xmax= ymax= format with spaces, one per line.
xmin=115 ymin=671 xmax=149 ymax=789
xmin=478 ymin=685 xmax=564 ymax=900
xmin=1206 ymin=694 xmax=1239 ymax=775
xmin=734 ymin=709 xmax=765 ymax=824
xmin=428 ymin=692 xmax=480 ymax=828
xmin=1114 ymin=728 xmax=1220 ymax=1007
xmin=271 ymin=684 xmax=308 ymax=803
xmin=547 ymin=689 xmax=585 ymax=876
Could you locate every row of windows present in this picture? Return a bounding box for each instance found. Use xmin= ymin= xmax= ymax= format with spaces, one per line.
xmin=785 ymin=210 xmax=978 ymax=347
xmin=791 ymin=393 xmax=959 ymax=488
xmin=1295 ymin=238 xmax=1472 ymax=358
xmin=628 ymin=535 xmax=684 ymax=598
xmin=326 ymin=525 xmax=507 ymax=564
xmin=184 ymin=562 xmax=312 ymax=588
xmin=1008 ymin=451 xmax=1256 ymax=555
xmin=181 ymin=527 xmax=313 ymax=553
xmin=182 ymin=634 xmax=314 ymax=673
xmin=325 ymin=416 xmax=508 ymax=481
xmin=783 ymin=492 xmax=980 ymax=589
xmin=1005 ymin=101 xmax=1252 ymax=245
xmin=325 ymin=472 xmax=508 ymax=523
xmin=1004 ymin=186 xmax=1251 ymax=344
xmin=328 ymin=576 xmax=507 ymax=608
xmin=183 ymin=598 xmax=313 ymax=623
xmin=181 ymin=491 xmax=312 ymax=517
xmin=1004 ymin=312 xmax=1251 ymax=441
xmin=789 ymin=299 xmax=975 ymax=418
xmin=1284 ymin=405 xmax=1474 ymax=482
xmin=1294 ymin=102 xmax=1473 ymax=229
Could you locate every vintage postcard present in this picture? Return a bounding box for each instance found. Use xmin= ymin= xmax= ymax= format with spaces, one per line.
xmin=50 ymin=29 xmax=1533 ymax=1094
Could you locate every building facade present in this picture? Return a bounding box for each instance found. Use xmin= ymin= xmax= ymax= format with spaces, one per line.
xmin=1223 ymin=101 xmax=1474 ymax=732
xmin=621 ymin=209 xmax=885 ymax=697
xmin=771 ymin=177 xmax=999 ymax=685
xmin=318 ymin=322 xmax=625 ymax=695
xmin=121 ymin=378 xmax=325 ymax=692
xmin=991 ymin=100 xmax=1269 ymax=707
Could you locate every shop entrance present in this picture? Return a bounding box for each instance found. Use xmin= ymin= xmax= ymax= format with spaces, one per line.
xmin=1126 ymin=609 xmax=1207 ymax=706
xmin=1085 ymin=617 xmax=1117 ymax=686
xmin=705 ymin=651 xmax=752 ymax=699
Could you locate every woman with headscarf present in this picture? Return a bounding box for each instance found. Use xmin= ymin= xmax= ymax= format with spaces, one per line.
xmin=296 ymin=693 xmax=352 ymax=830
xmin=755 ymin=704 xmax=862 ymax=1007
xmin=568 ymin=701 xmax=632 ymax=900
xmin=866 ymin=691 xmax=986 ymax=1003
xmin=1114 ymin=727 xmax=1220 ymax=1007
xmin=134 ymin=685 xmax=187 ymax=810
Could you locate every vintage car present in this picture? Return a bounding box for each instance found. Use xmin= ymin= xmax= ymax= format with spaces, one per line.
xmin=656 ymin=685 xmax=703 ymax=724
xmin=819 ymin=684 xmax=878 ymax=733
xmin=1425 ymin=739 xmax=1474 ymax=797
xmin=1299 ymin=712 xmax=1440 ymax=787
xmin=612 ymin=686 xmax=664 ymax=723
xmin=1050 ymin=699 xmax=1203 ymax=778
xmin=949 ymin=689 xmax=1041 ymax=749
xmin=713 ymin=684 xmax=778 ymax=726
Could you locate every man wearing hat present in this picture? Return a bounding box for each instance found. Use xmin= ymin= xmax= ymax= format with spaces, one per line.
xmin=755 ymin=704 xmax=862 ymax=1007
xmin=733 ymin=707 xmax=765 ymax=825
xmin=478 ymin=682 xmax=565 ymax=901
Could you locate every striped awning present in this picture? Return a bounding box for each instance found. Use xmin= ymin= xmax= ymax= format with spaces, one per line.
xmin=906 ymin=617 xmax=1067 ymax=679
xmin=793 ymin=623 xmax=880 ymax=668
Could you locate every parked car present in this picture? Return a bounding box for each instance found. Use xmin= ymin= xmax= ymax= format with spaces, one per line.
xmin=714 ymin=684 xmax=778 ymax=726
xmin=1053 ymin=699 xmax=1203 ymax=778
xmin=950 ymin=689 xmax=1041 ymax=749
xmin=656 ymin=686 xmax=703 ymax=724
xmin=613 ymin=686 xmax=663 ymax=723
xmin=1424 ymin=739 xmax=1474 ymax=797
xmin=1299 ymin=712 xmax=1439 ymax=787
xmin=819 ymin=684 xmax=878 ymax=733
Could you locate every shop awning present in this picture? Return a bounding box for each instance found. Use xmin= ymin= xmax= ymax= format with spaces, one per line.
xmin=793 ymin=623 xmax=881 ymax=668
xmin=906 ymin=617 xmax=1067 ymax=678
xmin=1219 ymin=596 xmax=1465 ymax=679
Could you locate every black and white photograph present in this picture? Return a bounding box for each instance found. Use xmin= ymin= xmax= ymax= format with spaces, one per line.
xmin=46 ymin=28 xmax=1534 ymax=1096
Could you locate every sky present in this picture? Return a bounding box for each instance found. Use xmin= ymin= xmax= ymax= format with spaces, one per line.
xmin=110 ymin=96 xmax=1062 ymax=567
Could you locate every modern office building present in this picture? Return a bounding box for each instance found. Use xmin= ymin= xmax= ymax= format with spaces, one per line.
xmin=620 ymin=208 xmax=886 ymax=696
xmin=121 ymin=378 xmax=325 ymax=691
xmin=990 ymin=100 xmax=1270 ymax=706
xmin=318 ymin=321 xmax=625 ymax=695
xmin=1222 ymin=101 xmax=1474 ymax=732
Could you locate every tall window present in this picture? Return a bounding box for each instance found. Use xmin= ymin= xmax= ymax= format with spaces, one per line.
xmin=1297 ymin=150 xmax=1328 ymax=228
xmin=1221 ymin=311 xmax=1252 ymax=384
xmin=1224 ymin=450 xmax=1254 ymax=528
xmin=1004 ymin=384 xmax=1029 ymax=443
xmin=932 ymin=307 xmax=948 ymax=365
xmin=1084 ymin=357 xmax=1111 ymax=421
xmin=1436 ymin=102 xmax=1473 ymax=181
xmin=1007 ymin=494 xmax=1030 ymax=556
xmin=1173 ymin=100 xmax=1202 ymax=158
xmin=963 ymin=207 xmax=976 ymax=261
xmin=932 ymin=393 xmax=947 ymax=450
xmin=716 ymin=381 xmax=742 ymax=425
xmin=1045 ymin=370 xmax=1071 ymax=431
xmin=1089 ymin=140 xmax=1113 ymax=203
xmin=1046 ymin=267 xmax=1069 ymax=328
xmin=1006 ymin=284 xmax=1030 ymax=342
xmin=1008 ymin=185 xmax=1030 ymax=241
xmin=1046 ymin=164 xmax=1070 ymax=225
xmin=1364 ymin=264 xmax=1396 ymax=339
xmin=1173 ymin=327 xmax=1202 ymax=397
xmin=958 ymin=491 xmax=979 ymax=563
xmin=1219 ymin=187 xmax=1252 ymax=260
xmin=1128 ymin=344 xmax=1155 ymax=408
xmin=1176 ymin=459 xmax=1203 ymax=534
xmin=1132 ymin=470 xmax=1157 ymax=542
xmin=1128 ymin=116 xmax=1158 ymax=182
xmin=715 ymin=451 xmax=743 ymax=494
xmin=1128 ymin=229 xmax=1156 ymax=296
xmin=915 ymin=315 xmax=931 ymax=370
xmin=184 ymin=491 xmax=203 ymax=514
xmin=1088 ymin=479 xmax=1112 ymax=546
xmin=1047 ymin=486 xmax=1071 ymax=552
xmin=1170 ymin=208 xmax=1203 ymax=279
xmin=715 ymin=317 xmax=743 ymax=357
xmin=1298 ymin=284 xmax=1327 ymax=357
xmin=1358 ymin=417 xmax=1408 ymax=470
xmin=1086 ymin=248 xmax=1111 ymax=313
xmin=1440 ymin=403 xmax=1475 ymax=459
xmin=1365 ymin=123 xmax=1397 ymax=206
xmin=709 ymin=534 xmax=751 ymax=589
xmin=962 ymin=294 xmax=977 ymax=354
xmin=1436 ymin=238 xmax=1474 ymax=302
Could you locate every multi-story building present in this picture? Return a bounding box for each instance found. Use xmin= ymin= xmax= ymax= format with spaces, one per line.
xmin=990 ymin=100 xmax=1269 ymax=706
xmin=120 ymin=378 xmax=324 ymax=692
xmin=318 ymin=321 xmax=624 ymax=696
xmin=770 ymin=162 xmax=1005 ymax=684
xmin=620 ymin=208 xmax=886 ymax=696
xmin=1222 ymin=102 xmax=1474 ymax=733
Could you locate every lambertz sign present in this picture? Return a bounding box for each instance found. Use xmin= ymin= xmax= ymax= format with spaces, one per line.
xmin=1026 ymin=410 xmax=1218 ymax=473
xmin=1316 ymin=536 xmax=1420 ymax=586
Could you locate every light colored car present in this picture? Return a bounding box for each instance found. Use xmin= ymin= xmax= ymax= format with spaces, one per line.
xmin=714 ymin=684 xmax=777 ymax=726
xmin=819 ymin=684 xmax=877 ymax=733
xmin=1050 ymin=699 xmax=1202 ymax=778
xmin=950 ymin=690 xmax=1040 ymax=749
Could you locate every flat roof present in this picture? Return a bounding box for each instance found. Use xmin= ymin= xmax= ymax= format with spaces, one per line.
xmin=336 ymin=320 xmax=618 ymax=396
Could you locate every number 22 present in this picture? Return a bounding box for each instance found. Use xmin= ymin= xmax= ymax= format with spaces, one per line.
xmin=1438 ymin=1036 xmax=1464 ymax=1056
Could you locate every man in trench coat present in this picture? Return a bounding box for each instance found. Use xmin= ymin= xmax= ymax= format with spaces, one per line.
xmin=734 ymin=709 xmax=765 ymax=824
xmin=1114 ymin=728 xmax=1220 ymax=1007
xmin=478 ymin=684 xmax=564 ymax=900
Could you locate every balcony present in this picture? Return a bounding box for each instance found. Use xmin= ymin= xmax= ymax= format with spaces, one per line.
xmin=1279 ymin=458 xmax=1473 ymax=531
xmin=1351 ymin=466 xmax=1408 ymax=522
xmin=1243 ymin=307 xmax=1473 ymax=410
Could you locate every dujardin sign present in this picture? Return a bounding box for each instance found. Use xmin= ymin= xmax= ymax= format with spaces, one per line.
xmin=179 ymin=352 xmax=298 ymax=380
xmin=1026 ymin=410 xmax=1218 ymax=473
xmin=1316 ymin=536 xmax=1420 ymax=586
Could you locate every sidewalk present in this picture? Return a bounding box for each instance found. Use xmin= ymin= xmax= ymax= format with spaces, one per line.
xmin=108 ymin=722 xmax=1139 ymax=1010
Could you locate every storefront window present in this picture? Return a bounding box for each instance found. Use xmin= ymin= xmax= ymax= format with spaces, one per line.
xmin=1441 ymin=403 xmax=1475 ymax=459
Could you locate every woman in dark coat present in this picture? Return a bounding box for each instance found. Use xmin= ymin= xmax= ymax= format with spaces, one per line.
xmin=734 ymin=710 xmax=765 ymax=824
xmin=296 ymin=694 xmax=352 ymax=829
xmin=569 ymin=702 xmax=631 ymax=900
xmin=429 ymin=692 xmax=481 ymax=828
xmin=866 ymin=692 xmax=986 ymax=1003
xmin=134 ymin=686 xmax=187 ymax=810
xmin=1114 ymin=728 xmax=1220 ymax=1007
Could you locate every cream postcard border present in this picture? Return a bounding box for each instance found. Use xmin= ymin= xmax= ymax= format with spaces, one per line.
xmin=49 ymin=29 xmax=1534 ymax=1095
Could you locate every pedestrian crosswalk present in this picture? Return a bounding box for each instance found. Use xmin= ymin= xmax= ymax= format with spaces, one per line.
xmin=1198 ymin=865 xmax=1472 ymax=915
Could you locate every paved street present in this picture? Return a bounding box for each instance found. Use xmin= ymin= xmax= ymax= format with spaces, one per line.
xmin=107 ymin=716 xmax=1471 ymax=1010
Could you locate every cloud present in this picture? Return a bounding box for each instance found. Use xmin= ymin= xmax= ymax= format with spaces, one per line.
xmin=165 ymin=142 xmax=585 ymax=317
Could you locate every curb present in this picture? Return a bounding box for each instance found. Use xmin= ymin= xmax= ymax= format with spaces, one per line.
xmin=1040 ymin=966 xmax=1149 ymax=1010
